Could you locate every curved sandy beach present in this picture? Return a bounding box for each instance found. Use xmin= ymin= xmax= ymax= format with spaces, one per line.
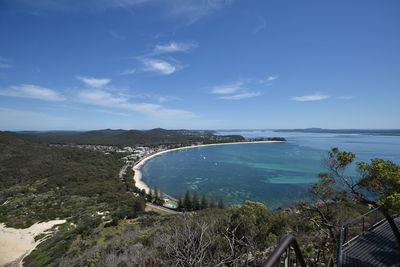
xmin=132 ymin=140 xmax=283 ymax=194
xmin=0 ymin=220 xmax=66 ymax=267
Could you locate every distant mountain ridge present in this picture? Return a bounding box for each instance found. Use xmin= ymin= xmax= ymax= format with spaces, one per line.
xmin=12 ymin=128 xmax=243 ymax=146
xmin=274 ymin=128 xmax=400 ymax=136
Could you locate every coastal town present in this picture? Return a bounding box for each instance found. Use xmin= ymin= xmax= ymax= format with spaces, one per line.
xmin=50 ymin=137 xmax=287 ymax=212
xmin=49 ymin=136 xmax=286 ymax=165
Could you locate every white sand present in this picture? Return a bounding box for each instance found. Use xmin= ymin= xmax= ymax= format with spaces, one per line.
xmin=0 ymin=220 xmax=66 ymax=267
xmin=132 ymin=140 xmax=283 ymax=193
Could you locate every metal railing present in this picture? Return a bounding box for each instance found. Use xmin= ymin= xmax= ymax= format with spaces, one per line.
xmin=261 ymin=234 xmax=334 ymax=267
xmin=261 ymin=234 xmax=307 ymax=267
xmin=337 ymin=207 xmax=386 ymax=266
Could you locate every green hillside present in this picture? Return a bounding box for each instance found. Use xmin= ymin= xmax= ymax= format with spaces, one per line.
xmin=15 ymin=128 xmax=244 ymax=146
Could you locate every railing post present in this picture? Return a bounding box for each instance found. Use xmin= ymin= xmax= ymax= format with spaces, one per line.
xmin=337 ymin=229 xmax=343 ymax=267
xmin=285 ymin=247 xmax=290 ymax=267
xmin=362 ymin=216 xmax=365 ymax=234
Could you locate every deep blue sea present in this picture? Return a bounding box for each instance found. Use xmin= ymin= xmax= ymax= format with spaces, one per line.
xmin=141 ymin=131 xmax=400 ymax=209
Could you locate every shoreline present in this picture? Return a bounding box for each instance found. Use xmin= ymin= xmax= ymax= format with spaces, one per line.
xmin=132 ymin=140 xmax=284 ymax=194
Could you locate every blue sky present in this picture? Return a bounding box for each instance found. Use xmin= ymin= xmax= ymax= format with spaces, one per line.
xmin=0 ymin=0 xmax=399 ymax=130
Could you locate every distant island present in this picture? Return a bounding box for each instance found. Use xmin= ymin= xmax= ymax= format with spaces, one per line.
xmin=274 ymin=128 xmax=400 ymax=136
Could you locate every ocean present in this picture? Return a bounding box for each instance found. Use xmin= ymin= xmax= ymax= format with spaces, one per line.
xmin=141 ymin=131 xmax=400 ymax=209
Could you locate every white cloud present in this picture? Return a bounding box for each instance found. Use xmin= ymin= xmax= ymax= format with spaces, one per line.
xmin=14 ymin=0 xmax=234 ymax=24
xmin=211 ymin=81 xmax=244 ymax=94
xmin=338 ymin=96 xmax=353 ymax=100
xmin=259 ymin=75 xmax=278 ymax=84
xmin=141 ymin=58 xmax=177 ymax=75
xmin=0 ymin=84 xmax=65 ymax=101
xmin=76 ymin=76 xmax=111 ymax=88
xmin=218 ymin=92 xmax=261 ymax=100
xmin=77 ymin=89 xmax=195 ymax=120
xmin=134 ymin=41 xmax=195 ymax=75
xmin=165 ymin=0 xmax=235 ymax=24
xmin=211 ymin=80 xmax=262 ymax=100
xmin=94 ymin=109 xmax=130 ymax=116
xmin=119 ymin=93 xmax=181 ymax=103
xmin=291 ymin=93 xmax=330 ymax=102
xmin=154 ymin=41 xmax=197 ymax=54
xmin=266 ymin=75 xmax=278 ymax=81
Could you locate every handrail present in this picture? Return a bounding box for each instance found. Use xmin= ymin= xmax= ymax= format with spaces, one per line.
xmin=261 ymin=234 xmax=307 ymax=267
xmin=337 ymin=207 xmax=389 ymax=267
xmin=262 ymin=234 xmax=335 ymax=267
xmin=342 ymin=207 xmax=382 ymax=229
xmin=326 ymin=257 xmax=335 ymax=267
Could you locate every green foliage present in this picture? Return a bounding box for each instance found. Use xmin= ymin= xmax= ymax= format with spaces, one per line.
xmin=15 ymin=128 xmax=244 ymax=146
xmin=218 ymin=198 xmax=226 ymax=209
xmin=34 ymin=233 xmax=48 ymax=242
xmin=192 ymin=191 xmax=200 ymax=210
xmin=200 ymin=194 xmax=208 ymax=210
xmin=209 ymin=197 xmax=216 ymax=209
xmin=357 ymin=158 xmax=400 ymax=210
xmin=183 ymin=191 xmax=192 ymax=211
xmin=0 ymin=132 xmax=146 ymax=228
xmin=177 ymin=194 xmax=183 ymax=211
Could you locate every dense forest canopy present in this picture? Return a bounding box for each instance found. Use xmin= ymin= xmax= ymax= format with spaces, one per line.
xmin=13 ymin=129 xmax=245 ymax=146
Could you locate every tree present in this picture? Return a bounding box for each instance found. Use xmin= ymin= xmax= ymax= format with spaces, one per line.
xmin=154 ymin=187 xmax=159 ymax=200
xmin=140 ymin=189 xmax=146 ymax=196
xmin=177 ymin=194 xmax=183 ymax=211
xmin=183 ymin=191 xmax=192 ymax=211
xmin=200 ymin=194 xmax=208 ymax=210
xmin=209 ymin=197 xmax=216 ymax=209
xmin=218 ymin=198 xmax=226 ymax=209
xmin=314 ymin=147 xmax=400 ymax=245
xmin=192 ymin=191 xmax=200 ymax=210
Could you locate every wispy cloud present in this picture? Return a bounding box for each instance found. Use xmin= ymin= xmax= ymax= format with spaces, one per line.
xmin=253 ymin=17 xmax=266 ymax=33
xmin=141 ymin=58 xmax=178 ymax=75
xmin=259 ymin=75 xmax=278 ymax=84
xmin=94 ymin=109 xmax=130 ymax=116
xmin=131 ymin=41 xmax=196 ymax=75
xmin=338 ymin=96 xmax=353 ymax=100
xmin=120 ymin=69 xmax=136 ymax=75
xmin=0 ymin=84 xmax=65 ymax=101
xmin=153 ymin=41 xmax=198 ymax=54
xmin=211 ymin=81 xmax=244 ymax=94
xmin=165 ymin=0 xmax=235 ymax=24
xmin=218 ymin=92 xmax=261 ymax=100
xmin=77 ymin=89 xmax=195 ymax=119
xmin=0 ymin=57 xmax=13 ymax=69
xmin=14 ymin=0 xmax=234 ymax=24
xmin=211 ymin=80 xmax=262 ymax=100
xmin=76 ymin=76 xmax=111 ymax=88
xmin=291 ymin=93 xmax=330 ymax=102
xmin=120 ymin=93 xmax=182 ymax=103
xmin=0 ymin=63 xmax=13 ymax=69
xmin=108 ymin=30 xmax=126 ymax=40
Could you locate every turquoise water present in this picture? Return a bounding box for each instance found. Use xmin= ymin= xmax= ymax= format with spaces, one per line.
xmin=141 ymin=131 xmax=400 ymax=209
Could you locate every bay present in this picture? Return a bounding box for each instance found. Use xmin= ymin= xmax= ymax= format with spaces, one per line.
xmin=141 ymin=131 xmax=400 ymax=209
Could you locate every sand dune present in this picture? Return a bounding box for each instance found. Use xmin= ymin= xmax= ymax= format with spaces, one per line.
xmin=0 ymin=220 xmax=66 ymax=267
